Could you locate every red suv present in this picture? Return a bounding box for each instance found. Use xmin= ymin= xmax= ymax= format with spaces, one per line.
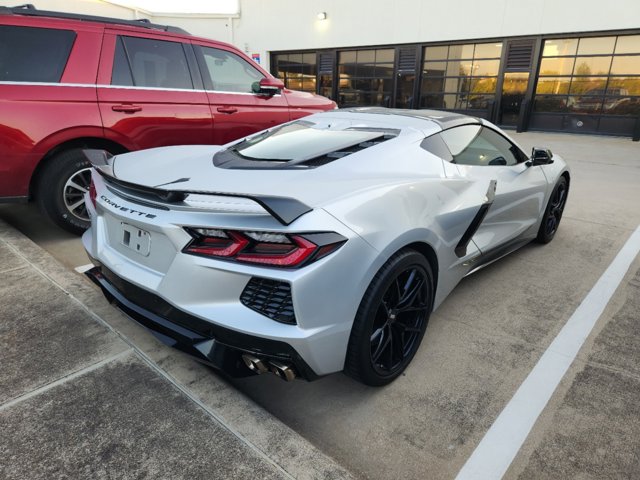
xmin=0 ymin=6 xmax=335 ymax=233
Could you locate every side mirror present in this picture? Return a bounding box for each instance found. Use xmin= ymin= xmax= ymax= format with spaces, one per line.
xmin=529 ymin=147 xmax=554 ymax=166
xmin=251 ymin=77 xmax=284 ymax=96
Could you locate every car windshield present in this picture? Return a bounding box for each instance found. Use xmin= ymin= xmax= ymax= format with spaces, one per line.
xmin=231 ymin=122 xmax=387 ymax=162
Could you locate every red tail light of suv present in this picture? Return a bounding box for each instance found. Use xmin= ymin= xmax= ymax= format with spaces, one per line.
xmin=0 ymin=5 xmax=336 ymax=234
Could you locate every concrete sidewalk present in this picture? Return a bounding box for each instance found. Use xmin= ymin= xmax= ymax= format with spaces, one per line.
xmin=0 ymin=219 xmax=354 ymax=480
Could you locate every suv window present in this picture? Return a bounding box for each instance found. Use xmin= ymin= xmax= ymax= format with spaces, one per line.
xmin=197 ymin=46 xmax=264 ymax=93
xmin=113 ymin=36 xmax=193 ymax=89
xmin=0 ymin=25 xmax=75 ymax=82
xmin=441 ymin=125 xmax=526 ymax=166
xmin=111 ymin=36 xmax=134 ymax=86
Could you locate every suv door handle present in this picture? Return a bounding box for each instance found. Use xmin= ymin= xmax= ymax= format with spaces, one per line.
xmin=216 ymin=106 xmax=238 ymax=114
xmin=112 ymin=104 xmax=142 ymax=113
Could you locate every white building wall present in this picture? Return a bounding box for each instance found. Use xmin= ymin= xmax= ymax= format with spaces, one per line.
xmin=233 ymin=0 xmax=640 ymax=71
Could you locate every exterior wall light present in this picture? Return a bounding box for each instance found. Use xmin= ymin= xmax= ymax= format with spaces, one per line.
xmin=317 ymin=12 xmax=327 ymax=20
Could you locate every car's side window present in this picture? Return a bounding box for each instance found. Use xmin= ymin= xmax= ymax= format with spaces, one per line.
xmin=112 ymin=36 xmax=193 ymax=90
xmin=420 ymin=134 xmax=453 ymax=161
xmin=197 ymin=46 xmax=264 ymax=93
xmin=439 ymin=125 xmax=482 ymax=163
xmin=0 ymin=25 xmax=76 ymax=83
xmin=441 ymin=125 xmax=525 ymax=166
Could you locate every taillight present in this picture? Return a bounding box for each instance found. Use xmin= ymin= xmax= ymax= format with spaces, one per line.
xmin=89 ymin=178 xmax=97 ymax=208
xmin=183 ymin=228 xmax=346 ymax=268
xmin=184 ymin=230 xmax=248 ymax=257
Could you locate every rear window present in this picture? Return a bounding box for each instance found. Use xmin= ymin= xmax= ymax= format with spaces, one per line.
xmin=0 ymin=25 xmax=75 ymax=82
xmin=213 ymin=122 xmax=397 ymax=169
xmin=113 ymin=36 xmax=193 ymax=89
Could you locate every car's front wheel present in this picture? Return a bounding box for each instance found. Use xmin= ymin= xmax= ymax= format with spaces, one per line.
xmin=36 ymin=149 xmax=95 ymax=235
xmin=536 ymin=176 xmax=568 ymax=244
xmin=345 ymin=249 xmax=434 ymax=386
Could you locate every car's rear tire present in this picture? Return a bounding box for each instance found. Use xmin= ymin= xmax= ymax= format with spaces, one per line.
xmin=345 ymin=249 xmax=434 ymax=386
xmin=536 ymin=176 xmax=568 ymax=244
xmin=36 ymin=149 xmax=94 ymax=235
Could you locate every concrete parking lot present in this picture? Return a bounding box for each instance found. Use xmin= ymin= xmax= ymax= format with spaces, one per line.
xmin=1 ymin=130 xmax=639 ymax=479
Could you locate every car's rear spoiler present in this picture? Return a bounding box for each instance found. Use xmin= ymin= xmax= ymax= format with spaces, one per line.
xmin=83 ymin=149 xmax=313 ymax=226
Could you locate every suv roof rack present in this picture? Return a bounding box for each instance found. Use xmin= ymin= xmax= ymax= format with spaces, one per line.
xmin=0 ymin=4 xmax=191 ymax=35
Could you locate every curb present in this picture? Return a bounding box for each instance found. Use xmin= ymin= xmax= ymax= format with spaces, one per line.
xmin=0 ymin=219 xmax=355 ymax=480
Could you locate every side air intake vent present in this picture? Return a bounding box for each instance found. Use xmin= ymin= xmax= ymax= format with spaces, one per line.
xmin=505 ymin=40 xmax=535 ymax=71
xmin=240 ymin=277 xmax=296 ymax=325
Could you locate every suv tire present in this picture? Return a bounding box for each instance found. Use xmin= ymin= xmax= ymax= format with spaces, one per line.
xmin=36 ymin=149 xmax=94 ymax=235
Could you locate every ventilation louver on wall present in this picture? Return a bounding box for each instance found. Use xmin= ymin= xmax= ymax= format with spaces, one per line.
xmin=318 ymin=52 xmax=334 ymax=74
xmin=505 ymin=40 xmax=535 ymax=71
xmin=397 ymin=47 xmax=418 ymax=72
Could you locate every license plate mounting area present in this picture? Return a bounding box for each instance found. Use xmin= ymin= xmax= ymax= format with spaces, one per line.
xmin=121 ymin=222 xmax=151 ymax=257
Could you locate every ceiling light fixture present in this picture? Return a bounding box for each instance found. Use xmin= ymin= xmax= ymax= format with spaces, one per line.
xmin=317 ymin=12 xmax=327 ymax=20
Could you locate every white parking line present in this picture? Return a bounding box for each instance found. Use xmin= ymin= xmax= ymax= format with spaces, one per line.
xmin=456 ymin=225 xmax=640 ymax=480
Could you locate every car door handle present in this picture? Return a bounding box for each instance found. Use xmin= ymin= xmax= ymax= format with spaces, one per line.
xmin=112 ymin=104 xmax=142 ymax=113
xmin=216 ymin=106 xmax=238 ymax=114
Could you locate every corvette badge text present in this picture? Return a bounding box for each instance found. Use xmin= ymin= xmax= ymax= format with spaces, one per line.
xmin=100 ymin=195 xmax=157 ymax=219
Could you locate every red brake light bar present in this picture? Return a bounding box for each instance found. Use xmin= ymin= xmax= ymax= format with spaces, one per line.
xmin=183 ymin=228 xmax=346 ymax=268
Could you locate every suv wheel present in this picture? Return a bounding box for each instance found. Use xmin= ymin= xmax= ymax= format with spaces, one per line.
xmin=36 ymin=149 xmax=95 ymax=235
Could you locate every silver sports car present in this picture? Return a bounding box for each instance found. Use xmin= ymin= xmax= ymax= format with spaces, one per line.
xmin=83 ymin=108 xmax=569 ymax=386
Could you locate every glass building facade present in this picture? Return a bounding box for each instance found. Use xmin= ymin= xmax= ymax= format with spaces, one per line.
xmin=271 ymin=30 xmax=640 ymax=139
xmin=337 ymin=48 xmax=395 ymax=107
xmin=271 ymin=52 xmax=317 ymax=93
xmin=420 ymin=42 xmax=502 ymax=112
xmin=531 ymin=35 xmax=640 ymax=135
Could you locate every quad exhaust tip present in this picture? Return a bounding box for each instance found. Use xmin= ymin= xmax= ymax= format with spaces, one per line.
xmin=268 ymin=360 xmax=297 ymax=382
xmin=242 ymin=354 xmax=269 ymax=374
xmin=242 ymin=354 xmax=297 ymax=381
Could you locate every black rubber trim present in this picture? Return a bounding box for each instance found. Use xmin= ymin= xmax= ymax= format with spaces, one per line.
xmin=455 ymin=180 xmax=497 ymax=258
xmin=0 ymin=196 xmax=29 ymax=203
xmin=465 ymin=236 xmax=531 ymax=274
xmin=85 ymin=264 xmax=319 ymax=381
xmin=98 ymin=171 xmax=312 ymax=226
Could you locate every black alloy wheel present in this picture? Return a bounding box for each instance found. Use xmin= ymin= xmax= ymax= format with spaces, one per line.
xmin=370 ymin=266 xmax=430 ymax=375
xmin=537 ymin=176 xmax=568 ymax=244
xmin=345 ymin=249 xmax=434 ymax=386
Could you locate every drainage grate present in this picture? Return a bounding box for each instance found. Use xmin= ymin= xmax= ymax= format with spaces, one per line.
xmin=240 ymin=277 xmax=296 ymax=325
